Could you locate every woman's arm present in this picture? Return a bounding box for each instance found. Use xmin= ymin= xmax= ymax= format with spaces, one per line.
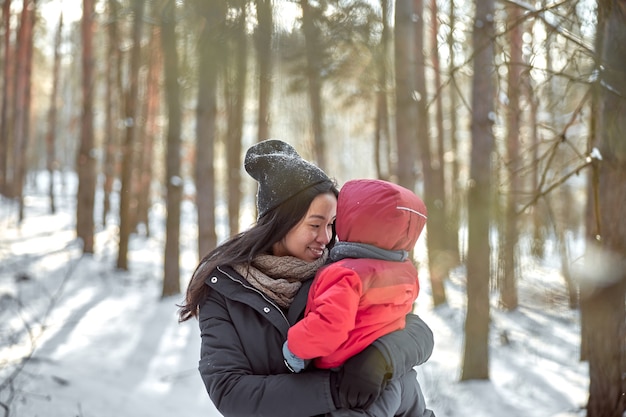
xmin=335 ymin=313 xmax=434 ymax=409
xmin=373 ymin=313 xmax=434 ymax=374
xmin=198 ymin=290 xmax=336 ymax=417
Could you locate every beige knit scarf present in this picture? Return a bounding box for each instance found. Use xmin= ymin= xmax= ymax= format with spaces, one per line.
xmin=233 ymin=251 xmax=328 ymax=308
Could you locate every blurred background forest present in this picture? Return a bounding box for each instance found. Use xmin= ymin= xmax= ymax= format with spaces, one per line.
xmin=0 ymin=0 xmax=625 ymax=416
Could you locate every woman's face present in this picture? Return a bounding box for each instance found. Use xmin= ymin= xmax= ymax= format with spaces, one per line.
xmin=272 ymin=192 xmax=337 ymax=262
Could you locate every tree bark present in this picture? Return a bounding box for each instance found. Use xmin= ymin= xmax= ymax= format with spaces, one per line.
xmin=117 ymin=0 xmax=144 ymax=269
xmin=426 ymin=0 xmax=449 ymax=306
xmin=255 ymin=0 xmax=272 ymax=142
xmin=374 ymin=0 xmax=392 ymax=181
xmin=194 ymin=0 xmax=224 ymax=258
xmin=12 ymin=0 xmax=27 ymax=200
xmin=0 ymin=0 xmax=13 ymax=196
xmin=132 ymin=16 xmax=157 ymax=235
xmin=499 ymin=2 xmax=522 ymax=311
xmin=76 ymin=0 xmax=96 ymax=253
xmin=461 ymin=0 xmax=496 ymax=381
xmin=45 ymin=13 xmax=63 ymax=215
xmin=102 ymin=0 xmax=123 ymax=227
xmin=301 ymin=0 xmax=326 ymax=170
xmin=161 ymin=0 xmax=182 ymax=297
xmin=414 ymin=0 xmax=446 ymax=306
xmin=394 ymin=0 xmax=416 ymax=190
xmin=14 ymin=0 xmax=36 ymax=223
xmin=135 ymin=24 xmax=161 ymax=237
xmin=374 ymin=91 xmax=390 ymax=180
xmin=445 ymin=0 xmax=461 ymax=266
xmin=583 ymin=1 xmax=626 ymax=415
xmin=225 ymin=1 xmax=247 ymax=236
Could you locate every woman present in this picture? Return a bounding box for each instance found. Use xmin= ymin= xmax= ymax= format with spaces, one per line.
xmin=178 ymin=140 xmax=434 ymax=417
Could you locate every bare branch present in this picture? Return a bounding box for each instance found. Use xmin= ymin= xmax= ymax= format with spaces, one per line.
xmin=517 ymin=159 xmax=592 ymax=215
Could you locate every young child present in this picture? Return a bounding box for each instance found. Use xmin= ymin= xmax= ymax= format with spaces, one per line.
xmin=283 ymin=178 xmax=434 ymax=416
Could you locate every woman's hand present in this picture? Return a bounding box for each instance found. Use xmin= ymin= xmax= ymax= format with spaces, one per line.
xmin=331 ymin=344 xmax=391 ymax=409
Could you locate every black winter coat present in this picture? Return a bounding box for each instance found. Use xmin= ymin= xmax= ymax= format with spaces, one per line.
xmin=198 ymin=265 xmax=434 ymax=417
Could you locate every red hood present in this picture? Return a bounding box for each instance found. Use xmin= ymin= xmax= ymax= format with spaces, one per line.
xmin=336 ymin=179 xmax=427 ymax=252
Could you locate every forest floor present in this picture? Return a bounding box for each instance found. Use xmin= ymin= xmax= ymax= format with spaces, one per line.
xmin=0 ymin=172 xmax=589 ymax=417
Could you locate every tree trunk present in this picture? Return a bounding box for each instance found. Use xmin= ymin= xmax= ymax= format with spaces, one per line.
xmin=194 ymin=0 xmax=223 ymax=258
xmin=445 ymin=0 xmax=461 ymax=266
xmin=461 ymin=0 xmax=495 ymax=381
xmin=11 ymin=0 xmax=28 ymax=201
xmin=583 ymin=1 xmax=626 ymax=414
xmin=136 ymin=24 xmax=161 ymax=237
xmin=14 ymin=0 xmax=36 ymax=223
xmin=414 ymin=0 xmax=446 ymax=306
xmin=301 ymin=0 xmax=326 ymax=170
xmin=117 ymin=0 xmax=144 ymax=269
xmin=76 ymin=0 xmax=96 ymax=253
xmin=225 ymin=1 xmax=247 ymax=236
xmin=529 ymin=77 xmax=544 ymax=259
xmin=255 ymin=0 xmax=272 ymax=142
xmin=161 ymin=0 xmax=182 ymax=297
xmin=0 ymin=0 xmax=13 ymax=196
xmin=394 ymin=0 xmax=416 ymax=190
xmin=45 ymin=13 xmax=63 ymax=215
xmin=580 ymin=0 xmax=606 ymax=365
xmin=499 ymin=2 xmax=522 ymax=311
xmin=102 ymin=0 xmax=122 ymax=227
xmin=374 ymin=0 xmax=392 ymax=181
xmin=426 ymin=0 xmax=449 ymax=306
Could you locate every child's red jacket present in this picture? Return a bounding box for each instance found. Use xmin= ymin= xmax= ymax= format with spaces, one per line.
xmin=287 ymin=179 xmax=428 ymax=369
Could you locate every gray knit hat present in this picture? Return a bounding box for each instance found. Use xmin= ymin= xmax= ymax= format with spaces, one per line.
xmin=245 ymin=139 xmax=330 ymax=218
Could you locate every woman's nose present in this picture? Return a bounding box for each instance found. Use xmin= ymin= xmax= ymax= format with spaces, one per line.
xmin=318 ymin=227 xmax=331 ymax=244
xmin=322 ymin=227 xmax=333 ymax=245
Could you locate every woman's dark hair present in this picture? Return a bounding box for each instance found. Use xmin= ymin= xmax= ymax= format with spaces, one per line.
xmin=178 ymin=179 xmax=338 ymax=322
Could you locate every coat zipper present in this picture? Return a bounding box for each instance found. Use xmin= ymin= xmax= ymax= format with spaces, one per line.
xmin=216 ymin=265 xmax=290 ymax=327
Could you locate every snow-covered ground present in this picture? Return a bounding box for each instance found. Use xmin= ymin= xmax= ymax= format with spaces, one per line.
xmin=0 ymin=172 xmax=588 ymax=417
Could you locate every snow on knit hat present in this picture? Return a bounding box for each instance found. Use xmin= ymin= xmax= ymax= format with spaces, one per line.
xmin=245 ymin=139 xmax=331 ymax=218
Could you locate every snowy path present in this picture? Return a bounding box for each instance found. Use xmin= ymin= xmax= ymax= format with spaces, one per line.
xmin=1 ymin=177 xmax=589 ymax=417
